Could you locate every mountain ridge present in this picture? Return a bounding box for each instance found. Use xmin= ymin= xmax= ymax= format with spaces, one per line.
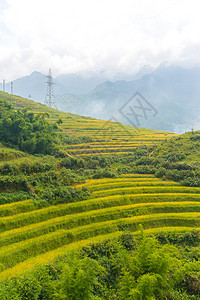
xmin=1 ymin=64 xmax=200 ymax=133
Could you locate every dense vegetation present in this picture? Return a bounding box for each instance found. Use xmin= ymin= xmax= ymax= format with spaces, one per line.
xmin=0 ymin=100 xmax=60 ymax=155
xmin=1 ymin=231 xmax=200 ymax=299
xmin=120 ymin=132 xmax=200 ymax=187
xmin=0 ymin=93 xmax=200 ymax=299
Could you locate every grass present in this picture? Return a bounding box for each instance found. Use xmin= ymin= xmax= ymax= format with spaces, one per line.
xmin=80 ymin=175 xmax=159 ymax=187
xmin=92 ymin=186 xmax=200 ymax=197
xmin=0 ymin=91 xmax=177 ymax=157
xmin=0 ymin=184 xmax=200 ymax=274
xmin=87 ymin=181 xmax=179 ymax=191
xmin=1 ymin=225 xmax=199 ymax=281
xmin=0 ymin=145 xmax=27 ymax=162
xmin=0 ymin=232 xmax=123 ymax=280
xmin=152 ymin=131 xmax=200 ymax=164
xmin=0 ymin=200 xmax=35 ymax=217
xmin=0 ymin=211 xmax=200 ymax=271
xmin=0 ymin=201 xmax=200 ymax=248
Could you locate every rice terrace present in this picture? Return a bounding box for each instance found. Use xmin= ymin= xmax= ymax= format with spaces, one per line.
xmin=0 ymin=91 xmax=200 ymax=299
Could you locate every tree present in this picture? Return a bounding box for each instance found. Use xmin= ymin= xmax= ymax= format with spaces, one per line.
xmin=0 ymin=101 xmax=58 ymax=155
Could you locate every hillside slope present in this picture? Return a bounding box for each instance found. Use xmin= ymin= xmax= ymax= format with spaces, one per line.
xmin=1 ymin=92 xmax=200 ymax=286
xmin=0 ymin=91 xmax=176 ymax=156
xmin=152 ymin=131 xmax=200 ymax=165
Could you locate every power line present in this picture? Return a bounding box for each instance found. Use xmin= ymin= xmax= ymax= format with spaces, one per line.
xmin=44 ymin=68 xmax=57 ymax=109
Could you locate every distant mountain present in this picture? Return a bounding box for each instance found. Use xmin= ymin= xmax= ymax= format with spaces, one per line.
xmin=0 ymin=72 xmax=46 ymax=102
xmin=57 ymin=65 xmax=200 ymax=133
xmin=0 ymin=66 xmax=153 ymax=102
xmin=1 ymin=64 xmax=200 ymax=133
xmin=54 ymin=74 xmax=105 ymax=94
xmin=0 ymin=72 xmax=106 ymax=102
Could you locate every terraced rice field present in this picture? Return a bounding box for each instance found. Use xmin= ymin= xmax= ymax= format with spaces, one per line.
xmin=1 ymin=92 xmax=177 ymax=156
xmin=60 ymin=119 xmax=176 ymax=156
xmin=1 ymin=173 xmax=200 ymax=280
xmin=53 ymin=115 xmax=176 ymax=156
xmin=2 ymin=91 xmax=197 ymax=282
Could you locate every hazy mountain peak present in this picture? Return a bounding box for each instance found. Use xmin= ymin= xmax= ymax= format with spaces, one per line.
xmin=30 ymin=71 xmax=44 ymax=77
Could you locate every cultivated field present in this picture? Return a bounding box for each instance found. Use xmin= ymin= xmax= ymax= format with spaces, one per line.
xmin=0 ymin=91 xmax=177 ymax=156
xmin=0 ymin=173 xmax=200 ymax=280
xmin=1 ymin=91 xmax=199 ymax=284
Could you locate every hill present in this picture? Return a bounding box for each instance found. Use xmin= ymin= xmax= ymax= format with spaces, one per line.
xmin=152 ymin=131 xmax=200 ymax=165
xmin=0 ymin=90 xmax=175 ymax=157
xmin=0 ymin=92 xmax=200 ymax=299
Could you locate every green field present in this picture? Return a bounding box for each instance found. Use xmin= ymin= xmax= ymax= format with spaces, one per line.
xmin=0 ymin=91 xmax=176 ymax=157
xmin=1 ymin=90 xmax=200 ymax=292
xmin=0 ymin=172 xmax=200 ymax=280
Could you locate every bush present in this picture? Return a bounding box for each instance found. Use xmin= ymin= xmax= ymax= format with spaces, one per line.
xmin=156 ymin=230 xmax=200 ymax=246
xmin=92 ymin=168 xmax=117 ymax=179
xmin=60 ymin=157 xmax=86 ymax=170
xmin=39 ymin=186 xmax=90 ymax=205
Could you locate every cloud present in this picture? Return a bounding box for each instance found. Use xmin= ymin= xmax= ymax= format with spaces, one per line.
xmin=0 ymin=0 xmax=200 ymax=80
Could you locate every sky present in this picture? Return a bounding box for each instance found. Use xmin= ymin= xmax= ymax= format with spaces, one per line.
xmin=0 ymin=0 xmax=200 ymax=81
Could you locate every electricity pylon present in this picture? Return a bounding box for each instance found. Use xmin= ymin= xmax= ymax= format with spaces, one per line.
xmin=44 ymin=68 xmax=57 ymax=108
xmin=3 ymin=79 xmax=5 ymax=92
xmin=11 ymin=82 xmax=13 ymax=94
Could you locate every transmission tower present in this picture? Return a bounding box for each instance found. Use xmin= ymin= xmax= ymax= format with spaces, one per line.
xmin=3 ymin=79 xmax=5 ymax=92
xmin=11 ymin=81 xmax=13 ymax=94
xmin=44 ymin=68 xmax=57 ymax=108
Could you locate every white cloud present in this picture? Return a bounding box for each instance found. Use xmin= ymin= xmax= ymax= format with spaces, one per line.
xmin=0 ymin=0 xmax=200 ymax=80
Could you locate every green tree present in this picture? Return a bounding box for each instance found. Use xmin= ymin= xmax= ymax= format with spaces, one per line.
xmin=0 ymin=101 xmax=59 ymax=155
xmin=54 ymin=255 xmax=104 ymax=300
